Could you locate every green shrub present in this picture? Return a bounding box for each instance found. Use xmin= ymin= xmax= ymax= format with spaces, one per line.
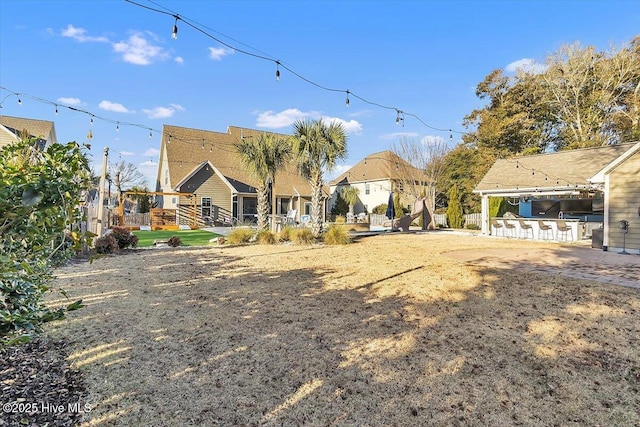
xmin=278 ymin=226 xmax=294 ymax=242
xmin=1 ymin=140 xmax=91 ymax=345
xmin=323 ymin=224 xmax=351 ymax=245
xmin=111 ymin=226 xmax=138 ymax=249
xmin=257 ymin=230 xmax=276 ymax=244
xmin=168 ymin=236 xmax=181 ymax=247
xmin=292 ymin=228 xmax=315 ymax=244
xmin=227 ymin=227 xmax=254 ymax=244
xmin=371 ymin=204 xmax=387 ymax=215
xmin=94 ymin=235 xmax=118 ymax=254
xmin=465 ymin=223 xmax=481 ymax=230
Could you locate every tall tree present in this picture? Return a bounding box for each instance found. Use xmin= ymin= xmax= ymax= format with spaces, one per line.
xmin=292 ymin=119 xmax=347 ymax=237
xmin=391 ymin=136 xmax=450 ymax=214
xmin=446 ymin=184 xmax=464 ymax=229
xmin=340 ymin=186 xmax=359 ymax=217
xmin=236 ymin=133 xmax=291 ymax=231
xmin=108 ymin=160 xmax=147 ymax=195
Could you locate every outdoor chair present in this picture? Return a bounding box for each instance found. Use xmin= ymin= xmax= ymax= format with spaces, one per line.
xmin=357 ymin=212 xmax=367 ymax=223
xmin=346 ymin=213 xmax=356 ymax=223
xmin=503 ymin=219 xmax=516 ymax=238
xmin=283 ymin=209 xmax=297 ymax=227
xmin=518 ymin=219 xmax=533 ymax=239
xmin=556 ymin=219 xmax=573 ymax=241
xmin=491 ymin=219 xmax=503 ymax=237
xmin=538 ymin=221 xmax=553 ymax=240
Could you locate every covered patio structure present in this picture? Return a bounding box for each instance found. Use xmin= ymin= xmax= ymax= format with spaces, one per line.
xmin=474 ymin=142 xmax=640 ymax=250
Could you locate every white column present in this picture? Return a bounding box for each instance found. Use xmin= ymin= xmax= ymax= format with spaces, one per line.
xmin=481 ymin=194 xmax=490 ymax=235
xmin=96 ymin=147 xmax=109 ymax=238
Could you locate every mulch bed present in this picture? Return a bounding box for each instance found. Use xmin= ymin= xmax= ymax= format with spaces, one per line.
xmin=0 ymin=338 xmax=87 ymax=427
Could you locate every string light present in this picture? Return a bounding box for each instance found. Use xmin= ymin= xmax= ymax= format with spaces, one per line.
xmin=149 ymin=129 xmax=153 ymax=138
xmin=395 ymin=110 xmax=404 ymax=127
xmin=87 ymin=129 xmax=93 ymax=140
xmin=123 ymin=0 xmax=464 ymax=140
xmin=17 ymin=97 xmax=21 ymax=106
xmin=55 ymin=105 xmax=58 ymax=115
xmin=345 ymin=90 xmax=350 ymax=107
xmin=172 ymin=15 xmax=179 ymax=40
xmin=90 ymin=115 xmax=94 ymax=125
xmin=116 ymin=122 xmax=120 ymax=131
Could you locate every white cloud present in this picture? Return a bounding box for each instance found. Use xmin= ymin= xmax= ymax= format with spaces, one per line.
xmin=379 ymin=132 xmax=419 ymax=141
xmin=325 ymin=117 xmax=363 ymax=135
xmin=61 ymin=24 xmax=109 ymax=43
xmin=256 ymin=109 xmax=316 ymax=128
xmin=113 ymin=32 xmax=169 ymax=65
xmin=99 ymin=100 xmax=132 ymax=113
xmin=174 ymin=56 xmax=184 ymax=64
xmin=118 ymin=151 xmax=135 ymax=156
xmin=208 ymin=46 xmax=234 ymax=60
xmin=57 ymin=97 xmax=82 ymax=106
xmin=505 ymin=58 xmax=547 ymax=74
xmin=420 ymin=135 xmax=446 ymax=145
xmin=144 ymin=148 xmax=160 ymax=157
xmin=256 ymin=109 xmax=362 ymax=134
xmin=142 ymin=104 xmax=184 ymax=119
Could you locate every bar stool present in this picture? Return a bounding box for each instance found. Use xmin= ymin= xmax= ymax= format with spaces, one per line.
xmin=503 ymin=219 xmax=516 ymax=238
xmin=538 ymin=221 xmax=554 ymax=240
xmin=518 ymin=219 xmax=534 ymax=239
xmin=556 ymin=220 xmax=573 ymax=241
xmin=491 ymin=219 xmax=504 ymax=237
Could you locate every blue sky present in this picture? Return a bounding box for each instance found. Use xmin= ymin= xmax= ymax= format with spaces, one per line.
xmin=1 ymin=0 xmax=638 ymax=186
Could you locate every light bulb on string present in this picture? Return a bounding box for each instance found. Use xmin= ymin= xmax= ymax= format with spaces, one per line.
xmin=17 ymin=97 xmax=22 ymax=106
xmin=168 ymin=134 xmax=172 ymax=144
xmin=55 ymin=105 xmax=58 ymax=115
xmin=87 ymin=129 xmax=93 ymax=140
xmin=516 ymin=161 xmax=519 ymax=169
xmin=449 ymin=130 xmax=453 ymax=141
xmin=275 ymin=61 xmax=281 ymax=82
xmin=90 ymin=115 xmax=94 ymax=125
xmin=149 ymin=129 xmax=153 ymax=139
xmin=172 ymin=15 xmax=179 ymax=40
xmin=116 ymin=122 xmax=120 ymax=132
xmin=345 ymin=91 xmax=350 ymax=107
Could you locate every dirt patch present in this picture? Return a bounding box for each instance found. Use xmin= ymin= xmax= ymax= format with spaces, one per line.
xmin=42 ymin=233 xmax=639 ymax=426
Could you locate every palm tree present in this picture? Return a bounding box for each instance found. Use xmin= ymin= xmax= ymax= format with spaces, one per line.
xmin=340 ymin=186 xmax=360 ymax=218
xmin=292 ymin=118 xmax=347 ymax=236
xmin=236 ymin=133 xmax=291 ymax=231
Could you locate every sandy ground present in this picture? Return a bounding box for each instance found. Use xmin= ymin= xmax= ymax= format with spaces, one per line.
xmin=46 ymin=232 xmax=640 ymax=426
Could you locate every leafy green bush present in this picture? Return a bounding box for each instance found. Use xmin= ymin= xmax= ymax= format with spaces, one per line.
xmin=111 ymin=227 xmax=138 ymax=249
xmin=323 ymin=224 xmax=351 ymax=245
xmin=94 ymin=235 xmax=118 ymax=254
xmin=292 ymin=228 xmax=315 ymax=244
xmin=256 ymin=230 xmax=276 ymax=244
xmin=227 ymin=227 xmax=255 ymax=244
xmin=168 ymin=236 xmax=181 ymax=247
xmin=0 ymin=139 xmax=90 ymax=345
xmin=371 ymin=204 xmax=387 ymax=215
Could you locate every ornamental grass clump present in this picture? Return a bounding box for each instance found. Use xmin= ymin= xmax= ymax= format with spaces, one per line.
xmin=93 ymin=235 xmax=118 ymax=254
xmin=323 ymin=224 xmax=352 ymax=245
xmin=256 ymin=230 xmax=277 ymax=245
xmin=291 ymin=228 xmax=315 ymax=245
xmin=227 ymin=228 xmax=255 ymax=245
xmin=278 ymin=227 xmax=294 ymax=242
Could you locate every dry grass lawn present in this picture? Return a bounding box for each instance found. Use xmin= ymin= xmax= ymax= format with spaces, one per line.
xmin=47 ymin=233 xmax=640 ymax=426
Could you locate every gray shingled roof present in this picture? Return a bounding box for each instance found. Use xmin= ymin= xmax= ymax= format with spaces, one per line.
xmin=475 ymin=143 xmax=638 ymax=193
xmin=329 ymin=150 xmax=418 ymax=185
xmin=158 ymin=124 xmax=316 ymax=196
xmin=0 ymin=115 xmax=54 ymax=140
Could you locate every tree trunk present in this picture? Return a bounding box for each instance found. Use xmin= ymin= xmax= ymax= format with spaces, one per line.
xmin=310 ymin=173 xmax=323 ymax=237
xmin=256 ymin=185 xmax=269 ymax=231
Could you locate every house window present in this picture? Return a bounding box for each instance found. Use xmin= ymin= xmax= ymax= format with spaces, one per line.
xmin=365 ymin=183 xmax=370 ymax=195
xmin=164 ymin=169 xmax=168 ymax=185
xmin=304 ymin=202 xmax=312 ymax=215
xmin=172 ymin=197 xmax=177 ymax=204
xmin=202 ymin=197 xmax=211 ymax=218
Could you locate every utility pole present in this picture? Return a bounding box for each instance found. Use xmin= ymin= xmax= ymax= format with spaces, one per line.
xmin=96 ymin=147 xmax=109 ymax=238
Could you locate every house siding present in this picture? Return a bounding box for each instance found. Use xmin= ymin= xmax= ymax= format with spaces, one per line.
xmin=177 ymin=168 xmax=232 ymax=225
xmin=607 ymin=151 xmax=640 ymax=252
